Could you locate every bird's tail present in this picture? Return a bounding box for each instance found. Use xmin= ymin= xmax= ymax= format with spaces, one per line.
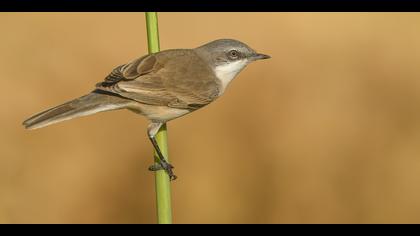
xmin=23 ymin=90 xmax=131 ymax=130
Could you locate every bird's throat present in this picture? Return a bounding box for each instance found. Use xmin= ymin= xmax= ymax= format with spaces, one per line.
xmin=214 ymin=60 xmax=248 ymax=94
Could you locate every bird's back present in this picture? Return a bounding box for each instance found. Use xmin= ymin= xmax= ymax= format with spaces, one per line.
xmin=96 ymin=49 xmax=221 ymax=111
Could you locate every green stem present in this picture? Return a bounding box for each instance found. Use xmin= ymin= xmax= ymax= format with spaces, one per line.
xmin=145 ymin=12 xmax=173 ymax=224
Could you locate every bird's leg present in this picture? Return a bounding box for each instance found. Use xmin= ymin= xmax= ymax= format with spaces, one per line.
xmin=147 ymin=122 xmax=177 ymax=181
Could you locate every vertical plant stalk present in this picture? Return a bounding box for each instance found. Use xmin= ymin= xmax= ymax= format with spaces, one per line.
xmin=145 ymin=12 xmax=173 ymax=224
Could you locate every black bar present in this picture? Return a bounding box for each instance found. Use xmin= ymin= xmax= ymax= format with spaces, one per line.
xmin=1 ymin=0 xmax=420 ymax=12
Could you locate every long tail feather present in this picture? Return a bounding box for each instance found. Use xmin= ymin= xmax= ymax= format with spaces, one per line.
xmin=23 ymin=91 xmax=130 ymax=130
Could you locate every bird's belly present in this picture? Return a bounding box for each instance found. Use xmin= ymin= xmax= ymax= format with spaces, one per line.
xmin=129 ymin=103 xmax=190 ymax=122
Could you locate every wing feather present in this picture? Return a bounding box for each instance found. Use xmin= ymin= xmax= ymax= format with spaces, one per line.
xmin=96 ymin=50 xmax=220 ymax=110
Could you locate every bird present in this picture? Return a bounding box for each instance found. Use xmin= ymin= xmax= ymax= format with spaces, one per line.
xmin=23 ymin=39 xmax=271 ymax=180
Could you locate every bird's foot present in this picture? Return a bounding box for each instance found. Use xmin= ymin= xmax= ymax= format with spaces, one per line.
xmin=149 ymin=161 xmax=177 ymax=181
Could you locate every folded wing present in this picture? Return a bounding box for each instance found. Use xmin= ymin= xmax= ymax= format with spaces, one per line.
xmin=96 ymin=50 xmax=220 ymax=111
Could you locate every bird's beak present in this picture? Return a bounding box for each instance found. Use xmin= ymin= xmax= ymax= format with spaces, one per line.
xmin=250 ymin=53 xmax=271 ymax=61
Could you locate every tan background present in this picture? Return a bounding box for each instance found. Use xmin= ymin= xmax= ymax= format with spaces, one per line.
xmin=1 ymin=13 xmax=420 ymax=223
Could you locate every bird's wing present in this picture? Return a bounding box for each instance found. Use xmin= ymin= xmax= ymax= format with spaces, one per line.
xmin=96 ymin=50 xmax=220 ymax=110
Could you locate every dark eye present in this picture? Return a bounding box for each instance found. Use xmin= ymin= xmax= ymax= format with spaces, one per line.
xmin=228 ymin=50 xmax=239 ymax=60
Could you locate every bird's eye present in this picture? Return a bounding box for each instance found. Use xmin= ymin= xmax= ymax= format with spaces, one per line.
xmin=228 ymin=50 xmax=239 ymax=60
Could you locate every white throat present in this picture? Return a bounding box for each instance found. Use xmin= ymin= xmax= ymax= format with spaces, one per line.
xmin=214 ymin=60 xmax=248 ymax=94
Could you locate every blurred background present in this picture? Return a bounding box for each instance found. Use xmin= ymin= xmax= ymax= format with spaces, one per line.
xmin=1 ymin=13 xmax=420 ymax=223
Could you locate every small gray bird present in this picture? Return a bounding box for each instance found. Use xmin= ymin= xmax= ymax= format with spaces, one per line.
xmin=23 ymin=39 xmax=270 ymax=180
